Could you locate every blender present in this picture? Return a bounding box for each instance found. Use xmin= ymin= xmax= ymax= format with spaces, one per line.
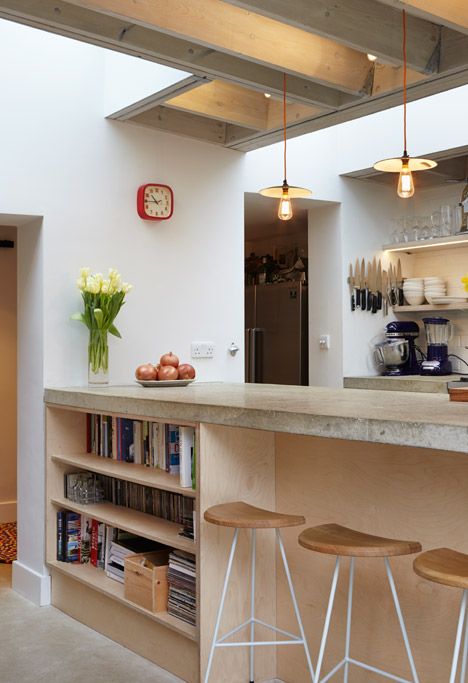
xmin=420 ymin=317 xmax=453 ymax=375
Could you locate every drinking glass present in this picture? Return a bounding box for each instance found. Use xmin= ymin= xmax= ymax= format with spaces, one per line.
xmin=441 ymin=204 xmax=454 ymax=236
xmin=430 ymin=211 xmax=441 ymax=238
xmin=420 ymin=216 xmax=431 ymax=240
xmin=389 ymin=218 xmax=400 ymax=244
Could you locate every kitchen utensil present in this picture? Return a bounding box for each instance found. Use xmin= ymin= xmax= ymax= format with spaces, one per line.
xmin=388 ymin=263 xmax=396 ymax=306
xmin=404 ymin=294 xmax=426 ymax=305
xmin=348 ymin=263 xmax=355 ymax=311
xmin=371 ymin=257 xmax=378 ymax=313
xmin=397 ymin=259 xmax=404 ymax=305
xmin=360 ymin=258 xmax=366 ymax=311
xmin=135 ymin=379 xmax=196 ymax=387
xmin=382 ymin=270 xmax=388 ymax=316
xmin=355 ymin=258 xmax=361 ymax=308
xmin=367 ymin=261 xmax=373 ymax=312
xmin=376 ymin=259 xmax=382 ymax=311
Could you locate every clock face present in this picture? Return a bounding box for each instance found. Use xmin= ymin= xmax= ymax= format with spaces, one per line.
xmin=137 ymin=184 xmax=174 ymax=220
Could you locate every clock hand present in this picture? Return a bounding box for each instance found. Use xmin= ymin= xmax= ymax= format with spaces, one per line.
xmin=151 ymin=194 xmax=161 ymax=204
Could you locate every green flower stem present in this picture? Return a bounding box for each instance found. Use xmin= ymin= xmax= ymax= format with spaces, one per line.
xmin=88 ymin=329 xmax=109 ymax=374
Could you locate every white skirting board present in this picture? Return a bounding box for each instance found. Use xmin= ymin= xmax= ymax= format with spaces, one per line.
xmin=12 ymin=560 xmax=50 ymax=606
xmin=0 ymin=500 xmax=16 ymax=523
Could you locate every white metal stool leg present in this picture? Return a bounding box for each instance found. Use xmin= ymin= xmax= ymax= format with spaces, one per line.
xmin=315 ymin=556 xmax=341 ymax=682
xmin=276 ymin=530 xmax=316 ymax=682
xmin=204 ymin=528 xmax=239 ymax=683
xmin=450 ymin=590 xmax=468 ymax=683
xmin=343 ymin=557 xmax=355 ymax=683
xmin=384 ymin=558 xmax=420 ymax=683
xmin=250 ymin=529 xmax=256 ymax=683
xmin=460 ymin=601 xmax=468 ymax=683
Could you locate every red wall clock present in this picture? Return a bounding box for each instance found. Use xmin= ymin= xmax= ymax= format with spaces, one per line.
xmin=137 ymin=183 xmax=174 ymax=220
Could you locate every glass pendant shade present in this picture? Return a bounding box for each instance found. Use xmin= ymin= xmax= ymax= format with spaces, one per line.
xmin=259 ymin=184 xmax=312 ymax=199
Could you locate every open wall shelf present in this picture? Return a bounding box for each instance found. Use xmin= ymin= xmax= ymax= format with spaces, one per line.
xmin=394 ymin=304 xmax=468 ymax=313
xmin=383 ymin=234 xmax=468 ymax=254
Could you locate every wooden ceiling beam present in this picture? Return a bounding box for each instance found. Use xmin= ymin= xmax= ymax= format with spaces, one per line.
xmin=0 ymin=0 xmax=356 ymax=110
xmin=62 ymin=0 xmax=373 ymax=94
xmin=224 ymin=0 xmax=440 ymax=73
xmin=376 ymin=0 xmax=468 ymax=35
xmin=127 ymin=104 xmax=256 ymax=145
xmin=163 ymin=81 xmax=322 ymax=130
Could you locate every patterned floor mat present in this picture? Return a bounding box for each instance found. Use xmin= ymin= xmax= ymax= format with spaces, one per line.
xmin=0 ymin=522 xmax=17 ymax=563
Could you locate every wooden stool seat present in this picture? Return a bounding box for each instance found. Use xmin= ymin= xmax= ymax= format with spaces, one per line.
xmin=414 ymin=548 xmax=468 ymax=589
xmin=204 ymin=501 xmax=305 ymax=529
xmin=299 ymin=523 xmax=422 ymax=558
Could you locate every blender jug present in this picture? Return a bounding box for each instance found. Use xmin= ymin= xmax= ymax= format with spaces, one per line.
xmin=421 ymin=317 xmax=453 ymax=375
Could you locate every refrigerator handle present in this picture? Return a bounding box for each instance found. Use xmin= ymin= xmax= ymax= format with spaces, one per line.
xmin=250 ymin=328 xmax=257 ymax=383
xmin=252 ymin=327 xmax=264 ymax=383
xmin=245 ymin=328 xmax=251 ymax=382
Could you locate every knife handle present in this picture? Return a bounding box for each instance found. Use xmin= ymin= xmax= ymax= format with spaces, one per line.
xmin=351 ymin=293 xmax=355 ymax=312
xmin=390 ymin=289 xmax=397 ymax=307
xmin=398 ymin=288 xmax=405 ymax=306
xmin=367 ymin=290 xmax=372 ymax=311
xmin=356 ymin=288 xmax=361 ymax=308
xmin=377 ymin=291 xmax=382 ymax=311
xmin=361 ymin=289 xmax=366 ymax=311
xmin=372 ymin=294 xmax=378 ymax=314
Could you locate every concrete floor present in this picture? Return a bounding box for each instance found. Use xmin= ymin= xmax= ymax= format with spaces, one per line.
xmin=0 ymin=564 xmax=184 ymax=683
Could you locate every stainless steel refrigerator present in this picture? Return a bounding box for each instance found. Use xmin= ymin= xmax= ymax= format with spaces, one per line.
xmin=245 ymin=282 xmax=308 ymax=385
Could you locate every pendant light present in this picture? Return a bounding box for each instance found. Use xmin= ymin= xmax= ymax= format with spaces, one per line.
xmin=373 ymin=10 xmax=437 ymax=197
xmin=259 ymin=73 xmax=311 ymax=220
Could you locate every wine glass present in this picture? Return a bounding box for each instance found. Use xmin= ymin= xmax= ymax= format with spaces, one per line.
xmin=430 ymin=211 xmax=441 ymax=238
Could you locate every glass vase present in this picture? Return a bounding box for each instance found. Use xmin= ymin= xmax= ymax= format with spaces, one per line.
xmin=88 ymin=330 xmax=109 ymax=385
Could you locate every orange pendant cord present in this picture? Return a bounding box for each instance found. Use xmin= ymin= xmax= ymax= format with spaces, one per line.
xmin=403 ymin=9 xmax=407 ymax=156
xmin=283 ymin=72 xmax=287 ymax=183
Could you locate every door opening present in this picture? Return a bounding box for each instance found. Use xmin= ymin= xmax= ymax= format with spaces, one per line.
xmin=244 ymin=193 xmax=308 ymax=385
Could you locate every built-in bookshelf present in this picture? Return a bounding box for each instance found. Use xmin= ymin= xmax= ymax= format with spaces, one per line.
xmin=46 ymin=405 xmax=200 ymax=680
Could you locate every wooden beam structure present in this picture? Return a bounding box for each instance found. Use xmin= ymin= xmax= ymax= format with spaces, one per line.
xmin=0 ymin=0 xmax=467 ymax=150
xmin=64 ymin=0 xmax=374 ymax=94
xmin=377 ymin=0 xmax=468 ymax=34
xmin=225 ymin=0 xmax=440 ymax=73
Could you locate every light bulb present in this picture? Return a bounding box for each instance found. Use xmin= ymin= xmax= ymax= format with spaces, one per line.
xmin=397 ymin=161 xmax=415 ymax=198
xmin=367 ymin=53 xmax=377 ymax=62
xmin=278 ymin=190 xmax=293 ymax=220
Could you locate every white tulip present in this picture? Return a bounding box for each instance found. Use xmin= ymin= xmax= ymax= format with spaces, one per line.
xmin=80 ymin=267 xmax=91 ymax=278
xmin=101 ymin=280 xmax=110 ymax=294
xmin=85 ymin=276 xmax=100 ymax=294
xmin=76 ymin=277 xmax=86 ymax=291
xmin=122 ymin=282 xmax=133 ymax=294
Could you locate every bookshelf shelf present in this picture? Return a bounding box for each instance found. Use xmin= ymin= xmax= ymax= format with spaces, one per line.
xmin=47 ymin=560 xmax=197 ymax=641
xmin=51 ymin=452 xmax=196 ymax=498
xmin=50 ymin=497 xmax=195 ymax=554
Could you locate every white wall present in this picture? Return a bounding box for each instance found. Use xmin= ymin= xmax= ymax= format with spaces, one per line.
xmin=0 ymin=20 xmax=245 ymax=604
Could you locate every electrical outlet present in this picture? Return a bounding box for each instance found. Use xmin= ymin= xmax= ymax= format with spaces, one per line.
xmin=319 ymin=334 xmax=331 ymax=350
xmin=191 ymin=341 xmax=215 ymax=358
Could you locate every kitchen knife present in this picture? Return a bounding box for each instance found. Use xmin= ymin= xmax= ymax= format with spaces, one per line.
xmin=388 ymin=263 xmax=396 ymax=306
xmin=376 ymin=259 xmax=382 ymax=311
xmin=360 ymin=258 xmax=367 ymax=311
xmin=354 ymin=258 xmax=361 ymax=308
xmin=371 ymin=257 xmax=378 ymax=313
xmin=367 ymin=260 xmax=373 ymax=312
xmin=382 ymin=269 xmax=388 ymax=316
xmin=397 ymin=258 xmax=404 ymax=306
xmin=348 ymin=263 xmax=355 ymax=311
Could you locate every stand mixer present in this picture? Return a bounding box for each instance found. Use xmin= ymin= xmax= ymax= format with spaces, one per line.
xmin=420 ymin=317 xmax=453 ymax=376
xmin=374 ymin=321 xmax=421 ymax=376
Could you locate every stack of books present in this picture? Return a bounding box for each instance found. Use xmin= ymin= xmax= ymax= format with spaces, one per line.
xmin=167 ymin=551 xmax=197 ymax=626
xmin=86 ymin=415 xmax=196 ymax=489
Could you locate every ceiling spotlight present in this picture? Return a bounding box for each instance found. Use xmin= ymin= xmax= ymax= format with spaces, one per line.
xmin=264 ymin=93 xmax=271 ymax=98
xmin=367 ymin=53 xmax=378 ymax=62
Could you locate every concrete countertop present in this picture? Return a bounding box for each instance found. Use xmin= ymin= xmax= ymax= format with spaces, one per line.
xmin=45 ymin=382 xmax=468 ymax=454
xmin=344 ymin=375 xmax=466 ymax=394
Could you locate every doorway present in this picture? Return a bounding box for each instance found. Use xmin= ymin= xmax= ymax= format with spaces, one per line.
xmin=0 ymin=226 xmax=17 ymax=567
xmin=244 ymin=193 xmax=308 ymax=385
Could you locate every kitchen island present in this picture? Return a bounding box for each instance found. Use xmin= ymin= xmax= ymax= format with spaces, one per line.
xmin=45 ymin=383 xmax=468 ymax=683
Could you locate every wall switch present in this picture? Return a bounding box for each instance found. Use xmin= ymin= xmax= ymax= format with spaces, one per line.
xmin=191 ymin=341 xmax=215 ymax=358
xmin=319 ymin=334 xmax=331 ymax=350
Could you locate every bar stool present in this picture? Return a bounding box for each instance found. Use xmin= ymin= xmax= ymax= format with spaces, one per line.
xmin=299 ymin=523 xmax=422 ymax=683
xmin=414 ymin=547 xmax=468 ymax=683
xmin=203 ymin=501 xmax=314 ymax=683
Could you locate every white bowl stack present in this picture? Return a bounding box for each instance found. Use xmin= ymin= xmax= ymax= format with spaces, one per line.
xmin=424 ymin=277 xmax=446 ymax=303
xmin=403 ymin=278 xmax=425 ymax=305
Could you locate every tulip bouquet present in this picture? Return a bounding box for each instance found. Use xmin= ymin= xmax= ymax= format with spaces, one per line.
xmin=72 ymin=268 xmax=132 ymax=383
